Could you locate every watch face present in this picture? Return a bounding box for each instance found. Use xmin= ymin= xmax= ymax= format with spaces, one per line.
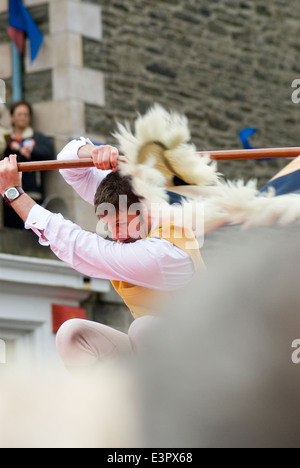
xmin=6 ymin=188 xmax=19 ymax=201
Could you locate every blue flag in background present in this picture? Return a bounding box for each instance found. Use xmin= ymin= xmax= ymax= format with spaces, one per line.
xmin=8 ymin=0 xmax=43 ymax=62
xmin=239 ymin=128 xmax=257 ymax=149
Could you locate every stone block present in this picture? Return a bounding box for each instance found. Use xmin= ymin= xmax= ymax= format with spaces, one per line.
xmin=32 ymin=100 xmax=85 ymax=138
xmin=50 ymin=0 xmax=102 ymax=41
xmin=0 ymin=43 xmax=11 ymax=79
xmin=23 ymin=69 xmax=52 ymax=104
xmin=53 ymin=67 xmax=105 ymax=107
xmin=25 ymin=33 xmax=83 ymax=73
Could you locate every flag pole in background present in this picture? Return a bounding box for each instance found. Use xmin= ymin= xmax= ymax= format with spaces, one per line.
xmin=11 ymin=42 xmax=23 ymax=101
xmin=7 ymin=0 xmax=44 ymax=102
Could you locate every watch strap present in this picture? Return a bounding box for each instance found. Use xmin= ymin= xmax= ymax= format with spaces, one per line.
xmin=4 ymin=186 xmax=25 ymax=205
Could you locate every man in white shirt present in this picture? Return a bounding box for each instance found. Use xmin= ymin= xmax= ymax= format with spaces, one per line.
xmin=0 ymin=139 xmax=203 ymax=369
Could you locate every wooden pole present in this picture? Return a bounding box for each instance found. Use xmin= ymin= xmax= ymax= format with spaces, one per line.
xmin=199 ymin=147 xmax=300 ymax=161
xmin=18 ymin=158 xmax=95 ymax=172
xmin=17 ymin=147 xmax=300 ymax=172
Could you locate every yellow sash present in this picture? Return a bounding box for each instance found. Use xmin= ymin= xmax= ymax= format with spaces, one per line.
xmin=111 ymin=223 xmax=205 ymax=319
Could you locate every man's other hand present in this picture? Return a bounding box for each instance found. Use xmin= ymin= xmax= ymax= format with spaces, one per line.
xmin=91 ymin=145 xmax=120 ymax=172
xmin=78 ymin=143 xmax=127 ymax=173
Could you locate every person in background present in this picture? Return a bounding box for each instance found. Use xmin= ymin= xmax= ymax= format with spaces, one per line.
xmin=2 ymin=100 xmax=54 ymax=229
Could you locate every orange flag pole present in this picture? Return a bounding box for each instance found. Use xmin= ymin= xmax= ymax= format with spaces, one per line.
xmin=197 ymin=147 xmax=300 ymax=161
xmin=17 ymin=147 xmax=300 ymax=172
xmin=17 ymin=158 xmax=95 ymax=172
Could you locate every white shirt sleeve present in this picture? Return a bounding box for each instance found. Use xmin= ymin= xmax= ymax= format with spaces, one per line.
xmin=57 ymin=138 xmax=111 ymax=206
xmin=25 ymin=205 xmax=195 ymax=291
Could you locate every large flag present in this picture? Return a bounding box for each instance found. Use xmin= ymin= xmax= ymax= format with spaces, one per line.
xmin=8 ymin=0 xmax=43 ymax=62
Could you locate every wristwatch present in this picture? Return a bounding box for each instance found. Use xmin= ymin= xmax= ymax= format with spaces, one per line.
xmin=4 ymin=186 xmax=25 ymax=205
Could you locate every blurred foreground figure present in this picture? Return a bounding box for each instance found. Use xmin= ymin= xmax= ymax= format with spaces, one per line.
xmin=0 ymin=362 xmax=139 ymax=448
xmin=1 ymin=225 xmax=300 ymax=448
xmin=138 ymin=223 xmax=300 ymax=448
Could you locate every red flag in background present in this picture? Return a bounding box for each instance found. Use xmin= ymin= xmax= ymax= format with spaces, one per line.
xmin=8 ymin=25 xmax=25 ymax=54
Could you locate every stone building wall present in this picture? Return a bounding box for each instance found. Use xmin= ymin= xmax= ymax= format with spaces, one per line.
xmin=84 ymin=0 xmax=300 ymax=186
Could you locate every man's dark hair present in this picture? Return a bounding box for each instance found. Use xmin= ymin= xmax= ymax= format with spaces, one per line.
xmin=94 ymin=171 xmax=143 ymax=216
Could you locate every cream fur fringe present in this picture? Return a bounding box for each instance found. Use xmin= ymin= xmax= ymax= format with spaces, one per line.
xmin=113 ymin=104 xmax=300 ymax=234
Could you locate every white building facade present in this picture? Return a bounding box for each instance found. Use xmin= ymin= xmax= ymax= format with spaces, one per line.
xmin=0 ymin=253 xmax=111 ymax=370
